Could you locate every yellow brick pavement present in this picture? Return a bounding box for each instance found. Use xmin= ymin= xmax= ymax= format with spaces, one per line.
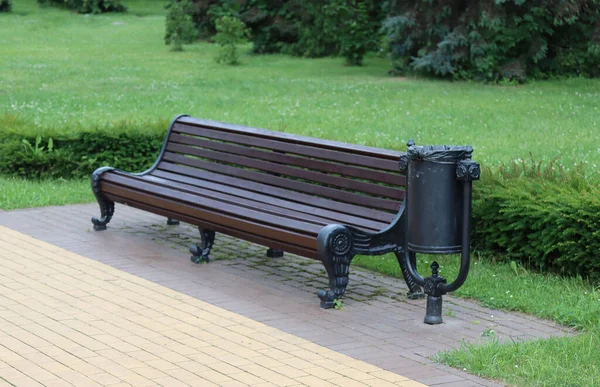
xmin=0 ymin=226 xmax=427 ymax=387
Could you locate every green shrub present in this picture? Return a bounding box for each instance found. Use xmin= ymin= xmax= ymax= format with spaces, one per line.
xmin=325 ymin=0 xmax=376 ymax=66
xmin=37 ymin=0 xmax=126 ymax=13
xmin=165 ymin=0 xmax=198 ymax=51
xmin=188 ymin=0 xmax=386 ymax=61
xmin=382 ymin=0 xmax=600 ymax=81
xmin=213 ymin=15 xmax=249 ymax=65
xmin=0 ymin=121 xmax=166 ymax=179
xmin=472 ymin=158 xmax=600 ymax=278
xmin=0 ymin=0 xmax=11 ymax=13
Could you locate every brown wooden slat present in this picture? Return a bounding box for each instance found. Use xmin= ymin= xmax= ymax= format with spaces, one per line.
xmin=104 ymin=172 xmax=385 ymax=233
xmin=101 ymin=182 xmax=318 ymax=249
xmin=101 ymin=178 xmax=323 ymax=235
xmin=103 ymin=193 xmax=319 ymax=258
xmin=177 ymin=117 xmax=403 ymax=159
xmin=159 ymin=155 xmax=402 ymax=212
xmin=172 ymin=123 xmax=402 ymax=172
xmin=166 ymin=143 xmax=403 ymax=199
xmin=152 ymin=164 xmax=396 ymax=223
xmin=137 ymin=172 xmax=389 ymax=231
xmin=168 ymin=133 xmax=405 ymax=186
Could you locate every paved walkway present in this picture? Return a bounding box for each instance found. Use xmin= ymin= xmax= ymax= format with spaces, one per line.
xmin=0 ymin=204 xmax=574 ymax=387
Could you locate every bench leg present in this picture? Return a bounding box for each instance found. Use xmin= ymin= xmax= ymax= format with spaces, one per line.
xmin=190 ymin=228 xmax=215 ymax=264
xmin=266 ymin=248 xmax=283 ymax=258
xmin=395 ymin=249 xmax=425 ymax=299
xmin=317 ymin=225 xmax=355 ymax=309
xmin=91 ymin=167 xmax=115 ymax=231
xmin=167 ymin=218 xmax=180 ymax=225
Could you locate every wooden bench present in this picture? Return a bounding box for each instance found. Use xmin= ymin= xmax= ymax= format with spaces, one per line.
xmin=91 ymin=115 xmax=423 ymax=308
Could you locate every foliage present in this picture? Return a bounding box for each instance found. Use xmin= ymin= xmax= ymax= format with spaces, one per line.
xmin=472 ymin=157 xmax=600 ymax=279
xmin=382 ymin=0 xmax=600 ymax=81
xmin=0 ymin=0 xmax=11 ymax=13
xmin=321 ymin=0 xmax=379 ymax=66
xmin=213 ymin=15 xmax=249 ymax=65
xmin=187 ymin=0 xmax=386 ymax=64
xmin=165 ymin=0 xmax=198 ymax=51
xmin=0 ymin=124 xmax=165 ymax=179
xmin=37 ymin=0 xmax=126 ymax=13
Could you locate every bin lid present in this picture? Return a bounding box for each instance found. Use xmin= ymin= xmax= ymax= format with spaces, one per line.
xmin=407 ymin=144 xmax=473 ymax=163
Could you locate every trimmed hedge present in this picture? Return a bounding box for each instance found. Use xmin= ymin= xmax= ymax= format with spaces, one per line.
xmin=1 ymin=124 xmax=598 ymax=279
xmin=0 ymin=121 xmax=166 ymax=179
xmin=473 ymin=160 xmax=600 ymax=279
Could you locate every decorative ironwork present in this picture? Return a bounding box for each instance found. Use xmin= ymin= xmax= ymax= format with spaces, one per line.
xmin=316 ymin=214 xmax=424 ymax=308
xmin=90 ymin=114 xmax=189 ymax=231
xmin=394 ymin=247 xmax=425 ymax=299
xmin=190 ymin=228 xmax=216 ymax=263
xmin=398 ymin=155 xmax=409 ymax=174
xmin=317 ymin=225 xmax=355 ymax=309
xmin=456 ymin=159 xmax=481 ymax=181
xmin=91 ymin=166 xmax=115 ymax=231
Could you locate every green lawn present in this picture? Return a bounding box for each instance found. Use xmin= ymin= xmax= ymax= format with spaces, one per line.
xmin=0 ymin=177 xmax=92 ymax=210
xmin=2 ymin=0 xmax=600 ymax=168
xmin=2 ymin=2 xmax=600 ymax=386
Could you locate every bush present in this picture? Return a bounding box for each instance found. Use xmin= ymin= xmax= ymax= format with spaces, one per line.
xmin=213 ymin=15 xmax=249 ymax=65
xmin=165 ymin=0 xmax=198 ymax=51
xmin=472 ymin=157 xmax=600 ymax=279
xmin=187 ymin=0 xmax=386 ymax=63
xmin=0 ymin=121 xmax=167 ymax=179
xmin=382 ymin=0 xmax=600 ymax=81
xmin=0 ymin=0 xmax=11 ymax=13
xmin=37 ymin=0 xmax=126 ymax=13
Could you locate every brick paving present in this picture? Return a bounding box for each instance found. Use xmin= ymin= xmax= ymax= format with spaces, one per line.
xmin=0 ymin=204 xmax=575 ymax=386
xmin=0 ymin=226 xmax=427 ymax=387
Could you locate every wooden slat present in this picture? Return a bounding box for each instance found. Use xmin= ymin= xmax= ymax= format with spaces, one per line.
xmin=138 ymin=172 xmax=389 ymax=231
xmin=177 ymin=117 xmax=403 ymax=159
xmin=159 ymin=155 xmax=402 ymax=212
xmin=168 ymin=133 xmax=405 ymax=186
xmin=103 ymin=193 xmax=319 ymax=258
xmin=165 ymin=143 xmax=403 ymax=199
xmin=102 ymin=181 xmax=322 ymax=236
xmin=152 ymin=165 xmax=396 ymax=223
xmin=101 ymin=182 xmax=318 ymax=249
xmin=172 ymin=123 xmax=402 ymax=172
xmin=104 ymin=172 xmax=386 ymax=233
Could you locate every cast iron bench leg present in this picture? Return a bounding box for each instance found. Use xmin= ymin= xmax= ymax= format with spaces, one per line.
xmin=91 ymin=167 xmax=115 ymax=231
xmin=190 ymin=228 xmax=215 ymax=263
xmin=266 ymin=248 xmax=283 ymax=258
xmin=395 ymin=249 xmax=425 ymax=299
xmin=317 ymin=225 xmax=354 ymax=309
xmin=166 ymin=218 xmax=180 ymax=225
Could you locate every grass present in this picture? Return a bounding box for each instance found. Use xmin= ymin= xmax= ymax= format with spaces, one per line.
xmin=436 ymin=333 xmax=599 ymax=387
xmin=0 ymin=177 xmax=93 ymax=210
xmin=1 ymin=0 xmax=600 ymax=169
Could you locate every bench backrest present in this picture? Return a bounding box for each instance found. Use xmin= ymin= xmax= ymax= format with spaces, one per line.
xmin=153 ymin=116 xmax=406 ymax=217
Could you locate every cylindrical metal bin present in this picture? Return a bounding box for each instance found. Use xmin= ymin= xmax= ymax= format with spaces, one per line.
xmin=406 ymin=145 xmax=472 ymax=254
